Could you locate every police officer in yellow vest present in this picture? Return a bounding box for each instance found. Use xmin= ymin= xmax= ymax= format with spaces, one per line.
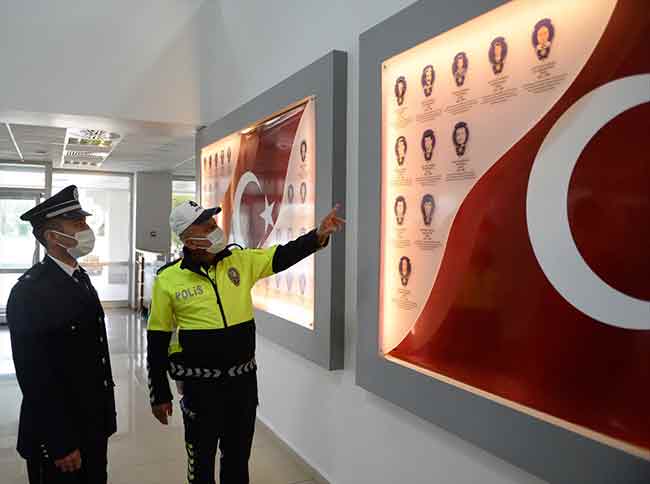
xmin=147 ymin=200 xmax=344 ymax=484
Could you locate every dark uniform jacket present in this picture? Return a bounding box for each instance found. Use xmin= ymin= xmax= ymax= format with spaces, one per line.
xmin=7 ymin=256 xmax=117 ymax=460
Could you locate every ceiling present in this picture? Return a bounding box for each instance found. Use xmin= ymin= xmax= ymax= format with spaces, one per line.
xmin=0 ymin=110 xmax=198 ymax=176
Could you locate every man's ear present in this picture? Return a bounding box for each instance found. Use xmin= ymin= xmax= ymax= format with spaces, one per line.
xmin=181 ymin=233 xmax=199 ymax=251
xmin=183 ymin=237 xmax=197 ymax=250
xmin=44 ymin=229 xmax=57 ymax=248
xmin=45 ymin=229 xmax=65 ymax=249
xmin=48 ymin=229 xmax=75 ymax=248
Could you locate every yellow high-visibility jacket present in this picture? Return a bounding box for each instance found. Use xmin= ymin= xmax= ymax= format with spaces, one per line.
xmin=146 ymin=229 xmax=326 ymax=405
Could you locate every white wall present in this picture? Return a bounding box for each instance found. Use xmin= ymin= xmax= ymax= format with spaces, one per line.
xmin=109 ymin=190 xmax=131 ymax=262
xmin=135 ymin=172 xmax=172 ymax=253
xmin=205 ymin=2 xmax=546 ymax=483
xmin=0 ymin=0 xmax=207 ymax=125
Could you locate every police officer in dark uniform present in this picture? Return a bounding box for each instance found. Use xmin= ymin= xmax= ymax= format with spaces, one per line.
xmin=7 ymin=185 xmax=117 ymax=484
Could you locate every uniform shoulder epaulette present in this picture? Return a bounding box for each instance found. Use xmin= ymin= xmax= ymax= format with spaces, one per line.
xmin=17 ymin=261 xmax=47 ymax=283
xmin=226 ymin=243 xmax=244 ymax=251
xmin=157 ymin=258 xmax=182 ymax=275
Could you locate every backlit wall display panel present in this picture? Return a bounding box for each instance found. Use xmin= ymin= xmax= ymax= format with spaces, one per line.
xmin=380 ymin=0 xmax=649 ymax=459
xmin=201 ymin=98 xmax=316 ymax=329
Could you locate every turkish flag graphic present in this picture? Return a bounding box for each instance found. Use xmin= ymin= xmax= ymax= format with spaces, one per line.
xmin=382 ymin=0 xmax=650 ymax=455
xmin=203 ymin=104 xmax=307 ymax=248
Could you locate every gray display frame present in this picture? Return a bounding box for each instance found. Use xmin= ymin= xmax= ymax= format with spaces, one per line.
xmin=196 ymin=51 xmax=347 ymax=370
xmin=355 ymin=1 xmax=649 ymax=483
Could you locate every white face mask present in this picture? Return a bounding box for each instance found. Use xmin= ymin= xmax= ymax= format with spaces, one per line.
xmin=50 ymin=229 xmax=96 ymax=259
xmin=189 ymin=227 xmax=226 ymax=254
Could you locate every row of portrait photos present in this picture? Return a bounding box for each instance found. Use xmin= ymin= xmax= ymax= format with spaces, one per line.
xmin=263 ymin=271 xmax=310 ymax=295
xmin=394 ymin=17 xmax=556 ymax=103
xmin=202 ymin=140 xmax=310 ymax=170
xmin=393 ymin=194 xmax=435 ymax=227
xmin=201 ymin=181 xmax=310 ymax=205
xmin=394 ymin=122 xmax=469 ymax=166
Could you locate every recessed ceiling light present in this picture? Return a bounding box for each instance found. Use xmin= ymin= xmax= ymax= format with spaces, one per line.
xmin=61 ymin=127 xmax=122 ymax=168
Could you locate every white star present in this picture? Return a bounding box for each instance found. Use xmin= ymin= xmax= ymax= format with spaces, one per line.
xmin=259 ymin=197 xmax=275 ymax=233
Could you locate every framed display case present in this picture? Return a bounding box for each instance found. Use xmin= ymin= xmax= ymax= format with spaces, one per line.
xmin=197 ymin=51 xmax=347 ymax=370
xmin=357 ymin=0 xmax=649 ymax=482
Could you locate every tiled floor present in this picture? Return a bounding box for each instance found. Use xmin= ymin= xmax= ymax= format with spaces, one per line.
xmin=0 ymin=309 xmax=320 ymax=484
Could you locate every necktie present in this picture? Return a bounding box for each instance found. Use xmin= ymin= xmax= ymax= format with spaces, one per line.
xmin=73 ymin=268 xmax=92 ymax=294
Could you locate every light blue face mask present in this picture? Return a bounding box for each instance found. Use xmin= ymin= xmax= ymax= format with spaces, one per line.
xmin=188 ymin=226 xmax=226 ymax=254
xmin=50 ymin=229 xmax=96 ymax=258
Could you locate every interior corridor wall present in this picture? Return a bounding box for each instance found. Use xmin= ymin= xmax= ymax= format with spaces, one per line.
xmin=0 ymin=0 xmax=209 ymax=125
xmin=203 ymin=1 xmax=545 ymax=483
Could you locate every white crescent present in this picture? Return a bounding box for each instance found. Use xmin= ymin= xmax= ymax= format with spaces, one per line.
xmin=526 ymin=74 xmax=650 ymax=331
xmin=232 ymin=171 xmax=265 ymax=247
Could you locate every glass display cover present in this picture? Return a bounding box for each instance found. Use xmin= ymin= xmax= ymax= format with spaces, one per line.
xmin=201 ymin=98 xmax=316 ymax=329
xmin=380 ymin=0 xmax=649 ymax=458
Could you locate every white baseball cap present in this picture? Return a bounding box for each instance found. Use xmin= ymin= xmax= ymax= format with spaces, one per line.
xmin=170 ymin=201 xmax=221 ymax=237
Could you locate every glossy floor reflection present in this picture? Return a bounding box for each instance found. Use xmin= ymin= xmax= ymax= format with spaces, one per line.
xmin=0 ymin=309 xmax=319 ymax=484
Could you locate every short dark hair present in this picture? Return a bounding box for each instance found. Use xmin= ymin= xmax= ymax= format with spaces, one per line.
xmin=395 ymin=136 xmax=408 ymax=157
xmin=489 ymin=37 xmax=508 ymax=64
xmin=421 ymin=129 xmax=435 ymax=151
xmin=421 ymin=65 xmax=435 ymax=87
xmin=394 ymin=196 xmax=407 ymax=215
xmin=394 ymin=76 xmax=407 ymax=97
xmin=399 ymin=256 xmax=412 ymax=274
xmin=34 ymin=218 xmax=64 ymax=248
xmin=452 ymin=52 xmax=468 ymax=73
xmin=453 ymin=122 xmax=469 ymax=145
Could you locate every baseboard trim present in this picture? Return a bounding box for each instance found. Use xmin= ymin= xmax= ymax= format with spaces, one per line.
xmin=256 ymin=416 xmax=332 ymax=484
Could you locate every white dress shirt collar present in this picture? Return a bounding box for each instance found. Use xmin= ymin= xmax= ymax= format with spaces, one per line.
xmin=47 ymin=254 xmax=79 ymax=278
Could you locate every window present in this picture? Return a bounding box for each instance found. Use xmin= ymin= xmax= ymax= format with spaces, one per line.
xmin=52 ymin=172 xmax=131 ymax=302
xmin=0 ymin=164 xmax=46 ymax=190
xmin=171 ymin=179 xmax=196 ymax=258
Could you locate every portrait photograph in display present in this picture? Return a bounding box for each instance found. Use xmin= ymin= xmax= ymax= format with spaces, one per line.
xmin=421 ymin=65 xmax=435 ymax=97
xmin=394 ymin=196 xmax=407 ymax=226
xmin=421 ymin=194 xmax=435 ymax=226
xmin=452 ymin=52 xmax=469 ymax=87
xmin=488 ymin=36 xmax=508 ymax=75
xmin=398 ymin=256 xmax=412 ymax=287
xmin=287 ymin=272 xmax=294 ymax=292
xmin=395 ymin=135 xmax=407 ymax=166
xmin=300 ymin=139 xmax=308 ymax=162
xmin=394 ymin=76 xmax=407 ymax=106
xmin=421 ymin=129 xmax=436 ymax=161
xmin=452 ymin=122 xmax=470 ymax=157
xmin=533 ymin=18 xmax=555 ymax=61
xmin=300 ymin=181 xmax=308 ymax=204
xmin=299 ymin=274 xmax=307 ymax=296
